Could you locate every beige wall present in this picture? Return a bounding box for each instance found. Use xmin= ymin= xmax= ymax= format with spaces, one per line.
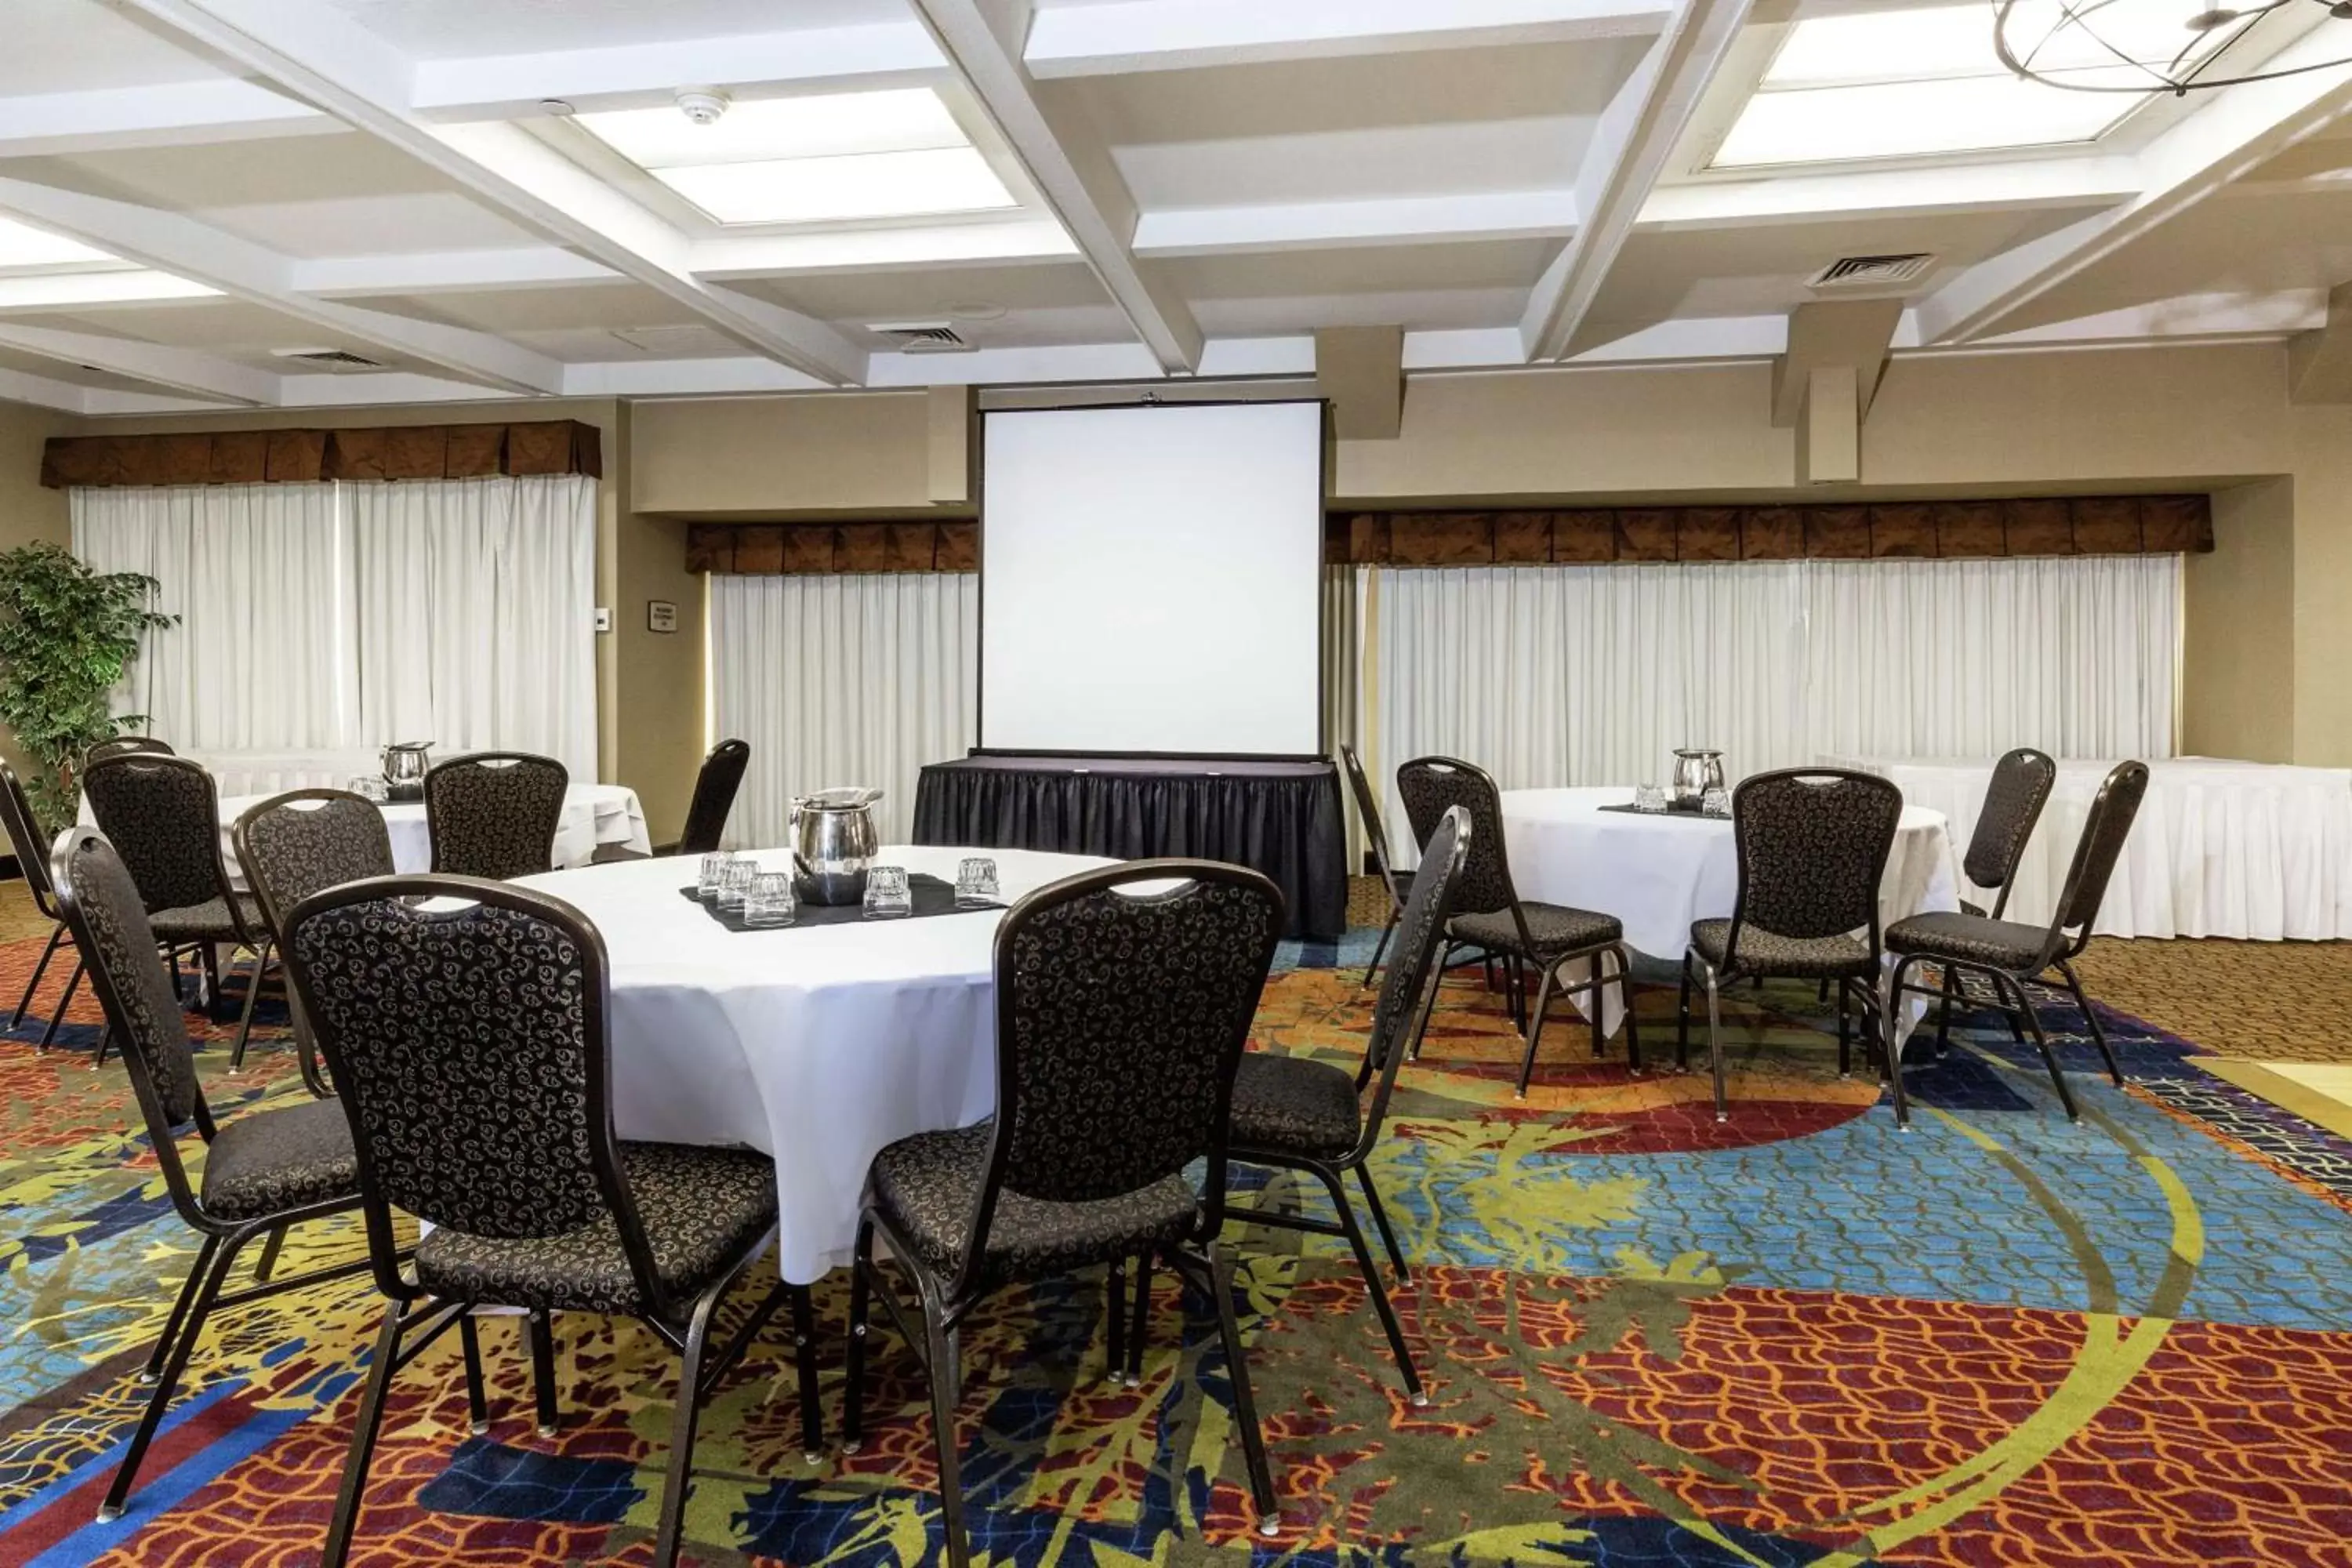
xmin=2186 ymin=478 xmax=2295 ymax=762
xmin=632 ymin=391 xmax=951 ymax=518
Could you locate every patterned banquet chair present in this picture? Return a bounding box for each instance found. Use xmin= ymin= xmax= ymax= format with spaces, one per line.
xmin=666 ymin=737 xmax=750 ymax=856
xmin=1396 ymin=754 xmax=1641 ymax=1093
xmin=50 ymin=826 xmax=376 ymax=1523
xmin=1678 ymin=768 xmax=1904 ymax=1124
xmin=1924 ymin=746 xmax=2058 ymax=1052
xmin=231 ymin=789 xmax=395 ymax=1097
xmin=84 ymin=735 xmax=173 ymax=767
xmin=843 ymin=860 xmax=1287 ymax=1566
xmin=1882 ymin=760 xmax=2149 ymax=1123
xmin=1340 ymin=743 xmax=1412 ymax=988
xmin=281 ymin=873 xmax=813 ymax=1568
xmin=0 ymin=763 xmax=89 ymax=1051
xmin=81 ymin=752 xmax=274 ymax=1069
xmin=423 ymin=751 xmax=568 ymax=880
xmin=1225 ymin=802 xmax=1468 ymax=1406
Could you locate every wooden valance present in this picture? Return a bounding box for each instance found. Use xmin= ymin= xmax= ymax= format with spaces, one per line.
xmin=688 ymin=521 xmax=977 ymax=575
xmin=1330 ymin=495 xmax=2211 ymax=567
xmin=40 ymin=419 xmax=602 ymax=488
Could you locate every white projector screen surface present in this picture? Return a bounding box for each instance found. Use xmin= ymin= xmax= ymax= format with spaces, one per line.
xmin=980 ymin=401 xmax=1323 ymax=755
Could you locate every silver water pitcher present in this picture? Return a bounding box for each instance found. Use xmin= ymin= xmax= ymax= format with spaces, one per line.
xmin=789 ymin=786 xmax=884 ymax=906
xmin=1671 ymin=749 xmax=1725 ymax=811
xmin=381 ymin=741 xmax=432 ymax=803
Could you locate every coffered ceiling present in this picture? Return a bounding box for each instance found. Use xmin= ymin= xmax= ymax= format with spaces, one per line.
xmin=0 ymin=0 xmax=2343 ymax=412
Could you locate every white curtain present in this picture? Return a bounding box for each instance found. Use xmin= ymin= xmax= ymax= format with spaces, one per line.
xmin=710 ymin=572 xmax=978 ymax=847
xmin=346 ymin=476 xmax=598 ymax=777
xmin=1364 ymin=555 xmax=2179 ymax=858
xmin=71 ymin=475 xmax=598 ymax=779
xmin=72 ymin=484 xmax=354 ymax=751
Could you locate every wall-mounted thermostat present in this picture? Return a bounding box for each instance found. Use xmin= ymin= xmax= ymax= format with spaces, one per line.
xmin=593 ymin=607 xmax=612 ymax=633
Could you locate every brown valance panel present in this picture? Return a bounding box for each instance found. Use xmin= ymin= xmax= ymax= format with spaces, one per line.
xmin=1332 ymin=495 xmax=2211 ymax=566
xmin=40 ymin=419 xmax=602 ymax=488
xmin=688 ymin=521 xmax=978 ymax=575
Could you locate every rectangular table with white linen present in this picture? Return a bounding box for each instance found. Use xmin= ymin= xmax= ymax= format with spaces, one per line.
xmin=1820 ymin=755 xmax=2352 ymax=940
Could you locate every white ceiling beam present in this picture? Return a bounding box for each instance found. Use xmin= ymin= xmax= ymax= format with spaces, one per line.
xmin=118 ymin=0 xmax=869 ymax=387
xmin=0 ymin=322 xmax=279 ymax=405
xmin=1638 ymin=158 xmax=2140 ymax=232
xmin=913 ymin=0 xmax=1203 ymax=373
xmin=689 ymin=217 xmax=1079 ymax=280
xmin=292 ymin=247 xmax=616 ymax=298
xmin=407 ymin=23 xmax=946 ymax=120
xmin=1024 ymin=0 xmax=1672 ymax=78
xmin=1134 ymin=191 xmax=1577 ymax=256
xmin=0 ymin=79 xmax=336 ymax=158
xmin=1521 ymin=0 xmax=1758 ymax=361
xmin=0 ymin=177 xmax=567 ymax=394
xmin=1915 ymin=27 xmax=2352 ymax=345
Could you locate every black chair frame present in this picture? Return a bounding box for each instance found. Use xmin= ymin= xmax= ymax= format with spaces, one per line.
xmin=282 ymin=873 xmax=815 ymax=1568
xmin=1675 ymin=768 xmax=1902 ymax=1125
xmin=1339 ymin=744 xmax=1410 ymax=988
xmin=1918 ymin=747 xmax=2058 ymax=1054
xmin=664 ymin=738 xmax=750 ymax=857
xmin=51 ymin=826 xmax=384 ymax=1523
xmin=423 ymin=750 xmax=569 ymax=880
xmin=1880 ymin=762 xmax=2145 ymax=1125
xmin=841 ymin=860 xmax=1285 ymax=1565
xmin=0 ymin=764 xmax=90 ymax=1053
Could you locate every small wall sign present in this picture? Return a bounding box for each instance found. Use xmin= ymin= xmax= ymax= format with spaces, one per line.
xmin=648 ymin=600 xmax=678 ymax=633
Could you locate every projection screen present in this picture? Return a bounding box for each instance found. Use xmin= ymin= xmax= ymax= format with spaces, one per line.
xmin=978 ymin=401 xmax=1324 ymax=757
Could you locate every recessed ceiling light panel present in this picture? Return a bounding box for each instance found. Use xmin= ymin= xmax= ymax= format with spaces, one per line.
xmin=578 ymin=89 xmax=969 ymax=171
xmin=655 ymin=148 xmax=1016 ymax=226
xmin=0 ymin=216 xmax=118 ymax=270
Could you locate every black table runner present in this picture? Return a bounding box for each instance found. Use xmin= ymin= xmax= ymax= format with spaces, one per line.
xmin=911 ymin=755 xmax=1347 ymax=941
xmin=678 ymin=873 xmax=999 ymax=932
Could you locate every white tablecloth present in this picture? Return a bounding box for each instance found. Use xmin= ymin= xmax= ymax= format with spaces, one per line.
xmin=517 ymin=844 xmax=1111 ymax=1284
xmin=186 ymin=749 xmax=385 ymax=800
xmin=179 ymin=783 xmax=649 ymax=891
xmin=1497 ymin=786 xmax=1961 ymax=1036
xmin=1818 ymin=755 xmax=2352 ymax=940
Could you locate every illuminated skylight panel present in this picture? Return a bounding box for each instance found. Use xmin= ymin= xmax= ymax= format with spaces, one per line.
xmin=1715 ymin=0 xmax=2239 ymax=168
xmin=0 ymin=216 xmax=118 ymax=270
xmin=576 ymin=87 xmax=1015 ymax=226
xmin=0 ymin=271 xmax=220 ymax=307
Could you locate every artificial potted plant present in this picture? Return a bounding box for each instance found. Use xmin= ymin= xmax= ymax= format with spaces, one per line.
xmin=0 ymin=541 xmax=174 ymax=835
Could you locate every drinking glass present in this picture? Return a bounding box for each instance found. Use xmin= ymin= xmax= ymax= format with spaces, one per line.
xmin=1634 ymin=783 xmax=1666 ymax=812
xmin=744 ymin=871 xmax=796 ymax=927
xmin=716 ymin=856 xmax=756 ymax=910
xmin=955 ymin=856 xmax=1000 ymax=907
xmin=864 ymin=863 xmax=912 ymax=919
xmin=348 ymin=774 xmax=387 ymax=803
xmin=697 ymin=851 xmax=735 ymax=902
xmin=1700 ymin=786 xmax=1732 ymax=818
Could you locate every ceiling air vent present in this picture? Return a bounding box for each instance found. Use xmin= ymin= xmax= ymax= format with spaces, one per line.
xmin=1806 ymin=253 xmax=1936 ymax=292
xmin=270 ymin=347 xmax=385 ymax=370
xmin=869 ymin=321 xmax=973 ymax=354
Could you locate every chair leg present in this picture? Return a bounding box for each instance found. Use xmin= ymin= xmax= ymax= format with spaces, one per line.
xmin=1124 ymin=1250 xmax=1153 ymax=1388
xmin=1817 ymin=976 xmax=1831 ymax=1005
xmin=789 ymin=1285 xmax=824 ymax=1461
xmin=459 ymin=1312 xmax=490 ymax=1435
xmin=139 ymin=1235 xmax=220 ymax=1387
xmin=1514 ymin=960 xmax=1558 ymax=1100
xmin=1675 ymin=955 xmax=1693 ymax=1071
xmin=921 ymin=1303 xmax=971 ymax=1568
xmin=1200 ymin=1242 xmax=1279 ymax=1534
xmin=251 ymin=1225 xmax=286 ymax=1284
xmin=12 ymin=925 xmax=63 ymax=1029
xmin=1355 ymin=1164 xmax=1410 ymax=1285
xmin=1700 ymin=960 xmax=1729 ymax=1123
xmin=1879 ymin=959 xmax=1917 ymax=1131
xmin=528 ymin=1309 xmax=559 ymax=1437
xmin=649 ymin=1283 xmax=729 ymax=1568
xmin=319 ymin=1302 xmax=409 ymax=1568
xmin=201 ymin=943 xmax=224 ymax=1025
xmin=2058 ymin=959 xmax=2125 ymax=1087
xmin=227 ymin=939 xmax=272 ymax=1073
xmin=90 ymin=1025 xmax=113 ymax=1072
xmin=1932 ymin=964 xmax=1959 ymax=1058
xmin=1835 ymin=978 xmax=1852 ymax=1078
xmin=1317 ymin=1166 xmax=1425 ymax=1405
xmin=101 ymin=1230 xmax=245 ymax=1520
xmin=1613 ymin=946 xmax=1642 ymax=1073
xmin=1105 ymin=1258 xmax=1128 ymax=1384
xmin=1360 ymin=913 xmax=1396 ymax=989
xmin=1998 ymin=971 xmax=2080 ymax=1122
xmin=843 ymin=1218 xmax=873 ymax=1451
xmin=38 ymin=959 xmax=84 ymax=1052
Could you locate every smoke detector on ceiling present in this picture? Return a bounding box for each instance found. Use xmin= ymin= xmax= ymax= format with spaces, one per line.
xmin=675 ymin=88 xmax=729 ymax=125
xmin=270 ymin=347 xmax=385 ymax=371
xmin=1806 ymin=253 xmax=1936 ymax=292
xmin=869 ymin=321 xmax=975 ymax=354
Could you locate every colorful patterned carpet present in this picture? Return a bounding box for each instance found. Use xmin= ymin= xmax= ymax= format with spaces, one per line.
xmin=4 ymin=922 xmax=2352 ymax=1568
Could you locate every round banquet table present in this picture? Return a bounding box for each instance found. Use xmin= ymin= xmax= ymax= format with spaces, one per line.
xmin=515 ymin=844 xmax=1111 ymax=1284
xmin=207 ymin=782 xmax=649 ymax=891
xmin=1496 ymin=786 xmax=1962 ymax=1035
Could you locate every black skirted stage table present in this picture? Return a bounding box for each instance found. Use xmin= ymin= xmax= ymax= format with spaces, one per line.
xmin=911 ymin=754 xmax=1348 ymax=940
